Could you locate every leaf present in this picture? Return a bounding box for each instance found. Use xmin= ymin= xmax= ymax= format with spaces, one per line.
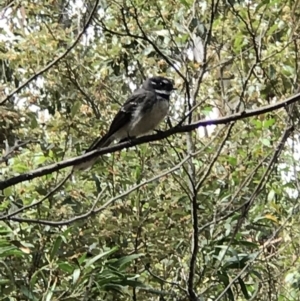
xmin=73 ymin=268 xmax=81 ymax=284
xmin=255 ymin=0 xmax=269 ymax=12
xmin=50 ymin=236 xmax=62 ymax=261
xmin=263 ymin=118 xmax=275 ymax=128
xmin=46 ymin=279 xmax=56 ymax=301
xmin=113 ymin=279 xmax=145 ymax=288
xmin=3 ymin=187 xmax=12 ymax=197
xmin=78 ymin=252 xmax=87 ymax=265
xmin=58 ymin=262 xmax=74 ymax=273
xmin=20 ymin=286 xmax=38 ymax=300
xmin=84 ymin=247 xmax=118 ymax=269
xmin=29 ymin=267 xmax=47 ymax=287
xmin=227 ymin=156 xmax=237 ymax=166
xmin=261 ymin=138 xmax=271 ymax=147
xmin=111 ymin=253 xmax=144 ymax=270
xmin=238 ymin=277 xmax=250 ymax=299
xmin=267 ymin=189 xmax=276 ymax=202
xmin=0 ymin=260 xmax=14 ymax=286
xmin=282 ymin=65 xmax=294 ymax=76
xmin=192 ymin=35 xmax=203 ymax=63
xmin=10 ymin=240 xmax=31 ymax=254
xmin=12 ymin=162 xmax=29 ymax=173
xmin=251 ymin=119 xmax=262 ymax=129
xmin=264 ymin=214 xmax=278 ymax=223
xmin=178 ymin=0 xmax=189 ymax=7
xmin=142 ymin=46 xmax=154 ymax=56
xmin=0 ymin=246 xmax=20 ymax=256
xmin=71 ymin=101 xmax=81 ymax=118
xmin=223 ymin=254 xmax=252 ymax=269
xmin=217 ymin=272 xmax=235 ymax=301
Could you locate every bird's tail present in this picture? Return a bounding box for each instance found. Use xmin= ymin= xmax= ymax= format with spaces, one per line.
xmin=73 ymin=134 xmax=114 ymax=171
xmin=85 ymin=133 xmax=113 ymax=152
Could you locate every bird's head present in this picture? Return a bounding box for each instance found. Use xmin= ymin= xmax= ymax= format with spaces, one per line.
xmin=143 ymin=76 xmax=176 ymax=97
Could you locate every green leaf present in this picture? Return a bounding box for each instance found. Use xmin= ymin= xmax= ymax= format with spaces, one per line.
xmin=227 ymin=156 xmax=237 ymax=166
xmin=217 ymin=272 xmax=234 ymax=301
xmin=223 ymin=254 xmax=252 ymax=269
xmin=238 ymin=277 xmax=250 ymax=299
xmin=84 ymin=247 xmax=119 ymax=269
xmin=251 ymin=119 xmax=262 ymax=129
xmin=111 ymin=253 xmax=144 ymax=270
xmin=71 ymin=101 xmax=81 ymax=118
xmin=263 ymin=118 xmax=275 ymax=128
xmin=78 ymin=252 xmax=87 ymax=265
xmin=20 ymin=286 xmax=38 ymax=300
xmin=12 ymin=162 xmax=29 ymax=173
xmin=58 ymin=262 xmax=74 ymax=273
xmin=3 ymin=187 xmax=12 ymax=197
xmin=261 ymin=138 xmax=271 ymax=147
xmin=50 ymin=236 xmax=62 ymax=261
xmin=178 ymin=0 xmax=189 ymax=8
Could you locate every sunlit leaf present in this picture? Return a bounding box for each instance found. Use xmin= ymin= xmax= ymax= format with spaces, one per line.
xmin=84 ymin=247 xmax=118 ymax=269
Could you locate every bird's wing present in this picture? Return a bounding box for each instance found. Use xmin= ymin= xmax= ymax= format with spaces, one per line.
xmin=85 ymin=89 xmax=156 ymax=152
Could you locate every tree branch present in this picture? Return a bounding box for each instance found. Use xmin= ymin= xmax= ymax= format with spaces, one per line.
xmin=1 ymin=172 xmax=72 ymax=219
xmin=0 ymin=139 xmax=38 ymax=164
xmin=3 ymin=153 xmax=192 ymax=225
xmin=0 ymin=91 xmax=299 ymax=190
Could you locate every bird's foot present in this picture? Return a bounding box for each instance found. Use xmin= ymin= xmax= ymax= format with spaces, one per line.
xmin=119 ymin=136 xmax=135 ymax=146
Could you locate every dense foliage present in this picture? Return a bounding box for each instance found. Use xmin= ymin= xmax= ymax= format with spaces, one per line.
xmin=1 ymin=0 xmax=300 ymax=300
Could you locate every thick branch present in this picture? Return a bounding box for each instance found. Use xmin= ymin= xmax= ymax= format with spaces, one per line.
xmin=0 ymin=91 xmax=299 ymax=190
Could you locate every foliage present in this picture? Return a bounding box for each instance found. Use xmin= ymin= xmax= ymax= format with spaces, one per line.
xmin=1 ymin=0 xmax=300 ymax=300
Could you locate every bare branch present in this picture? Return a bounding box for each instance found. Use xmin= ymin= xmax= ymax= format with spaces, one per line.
xmin=0 ymin=91 xmax=299 ymax=190
xmin=0 ymin=139 xmax=38 ymax=164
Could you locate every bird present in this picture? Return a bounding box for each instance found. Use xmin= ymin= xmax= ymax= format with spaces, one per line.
xmin=73 ymin=76 xmax=176 ymax=171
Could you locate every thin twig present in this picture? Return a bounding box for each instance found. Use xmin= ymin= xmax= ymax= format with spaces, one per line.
xmin=195 ymin=123 xmax=234 ymax=191
xmin=145 ymin=266 xmax=186 ymax=292
xmin=1 ymin=172 xmax=72 ymax=219
xmin=5 ymin=154 xmax=193 ymax=225
xmin=0 ymin=139 xmax=38 ymax=164
xmin=214 ymin=195 xmax=298 ymax=301
xmin=213 ymin=125 xmax=293 ymax=274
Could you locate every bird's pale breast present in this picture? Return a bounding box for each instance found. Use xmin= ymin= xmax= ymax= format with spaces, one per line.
xmin=130 ymin=99 xmax=169 ymax=136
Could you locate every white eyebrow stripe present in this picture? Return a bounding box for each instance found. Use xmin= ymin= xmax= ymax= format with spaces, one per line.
xmin=162 ymin=79 xmax=170 ymax=84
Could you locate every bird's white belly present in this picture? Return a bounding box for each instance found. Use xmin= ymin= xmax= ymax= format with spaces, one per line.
xmin=130 ymin=100 xmax=169 ymax=137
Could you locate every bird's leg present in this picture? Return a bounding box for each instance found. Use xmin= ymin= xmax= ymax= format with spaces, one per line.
xmin=119 ymin=133 xmax=135 ymax=145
